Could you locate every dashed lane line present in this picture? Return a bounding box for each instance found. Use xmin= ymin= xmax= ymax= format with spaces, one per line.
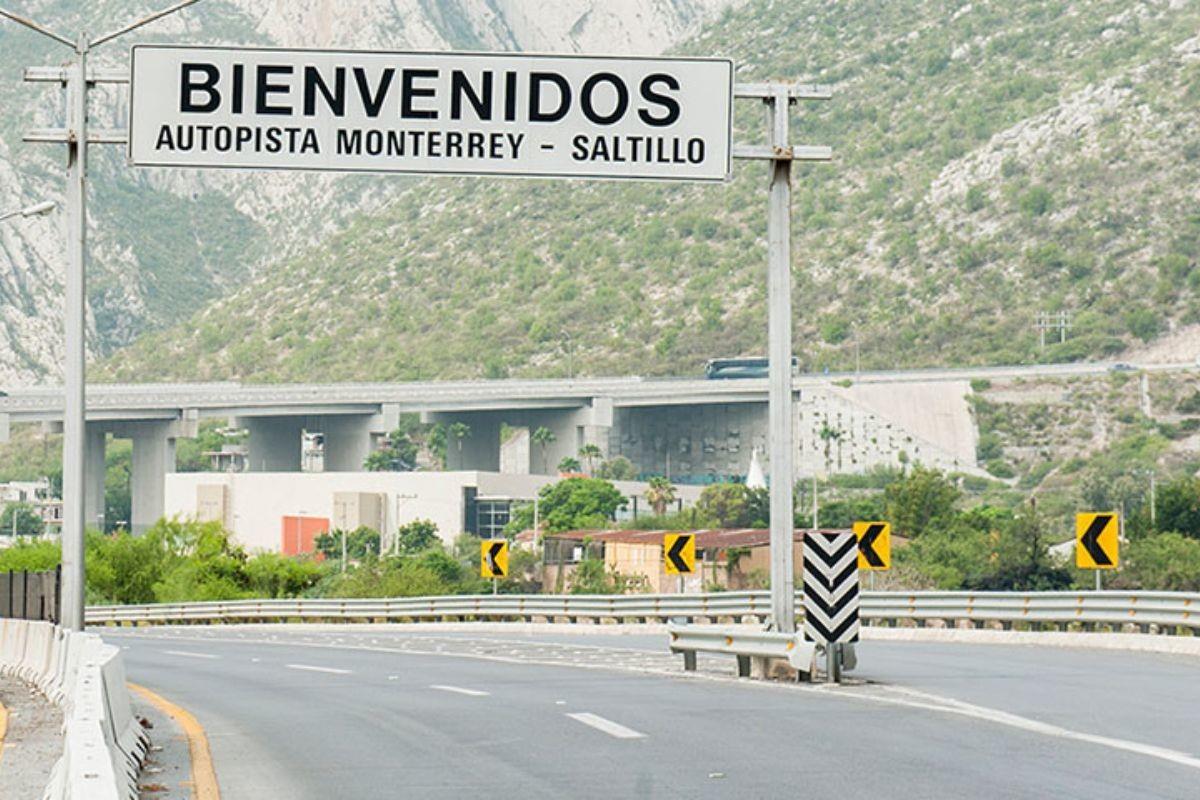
xmin=164 ymin=650 xmax=220 ymax=660
xmin=565 ymin=712 xmax=646 ymax=740
xmin=430 ymin=684 xmax=490 ymax=697
xmin=285 ymin=664 xmax=353 ymax=675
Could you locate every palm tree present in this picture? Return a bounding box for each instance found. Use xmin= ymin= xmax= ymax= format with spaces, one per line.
xmin=449 ymin=422 xmax=470 ymax=468
xmin=645 ymin=476 xmax=677 ymax=517
xmin=558 ymin=456 xmax=582 ymax=474
xmin=578 ymin=443 xmax=604 ymax=475
xmin=531 ymin=426 xmax=557 ymax=474
xmin=818 ymin=422 xmax=842 ymax=478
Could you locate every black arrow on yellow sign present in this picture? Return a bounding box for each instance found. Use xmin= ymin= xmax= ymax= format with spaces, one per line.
xmin=1079 ymin=514 xmax=1114 ymax=567
xmin=858 ymin=524 xmax=887 ymax=568
xmin=485 ymin=541 xmax=507 ymax=577
xmin=665 ymin=534 xmax=695 ymax=574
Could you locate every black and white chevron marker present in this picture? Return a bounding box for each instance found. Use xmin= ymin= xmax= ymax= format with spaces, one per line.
xmin=802 ymin=531 xmax=860 ymax=645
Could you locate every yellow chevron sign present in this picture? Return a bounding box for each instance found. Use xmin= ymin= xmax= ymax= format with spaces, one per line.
xmin=481 ymin=539 xmax=509 ymax=578
xmin=663 ymin=534 xmax=696 ymax=575
xmin=853 ymin=521 xmax=891 ymax=570
xmin=1076 ymin=513 xmax=1119 ymax=570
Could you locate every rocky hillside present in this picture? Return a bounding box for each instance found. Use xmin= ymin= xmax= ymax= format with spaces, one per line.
xmin=97 ymin=0 xmax=1200 ymax=384
xmin=0 ymin=0 xmax=739 ymax=384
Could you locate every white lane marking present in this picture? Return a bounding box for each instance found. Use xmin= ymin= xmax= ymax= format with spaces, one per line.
xmin=285 ymin=664 xmax=352 ymax=675
xmin=863 ymin=685 xmax=1200 ymax=772
xmin=565 ymin=712 xmax=645 ymax=739
xmin=430 ymin=684 xmax=489 ymax=697
xmin=163 ymin=650 xmax=219 ymax=660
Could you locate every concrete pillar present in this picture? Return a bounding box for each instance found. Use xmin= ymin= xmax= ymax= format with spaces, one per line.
xmin=321 ymin=415 xmax=375 ymax=472
xmin=522 ymin=399 xmax=614 ymax=475
xmin=448 ymin=417 xmax=501 ymax=471
xmin=240 ymin=417 xmax=304 ymax=472
xmin=84 ymin=425 xmax=107 ymax=531
xmin=130 ymin=421 xmax=176 ymax=536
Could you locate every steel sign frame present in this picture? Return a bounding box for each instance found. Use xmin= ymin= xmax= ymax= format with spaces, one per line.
xmin=127 ymin=44 xmax=735 ymax=182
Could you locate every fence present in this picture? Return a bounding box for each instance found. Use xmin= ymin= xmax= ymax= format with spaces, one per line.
xmin=0 ymin=567 xmax=60 ymax=623
xmin=85 ymin=590 xmax=1200 ymax=634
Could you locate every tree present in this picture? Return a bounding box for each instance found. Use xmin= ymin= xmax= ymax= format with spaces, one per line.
xmin=818 ymin=422 xmax=844 ymax=475
xmin=557 ymin=456 xmax=582 ymax=474
xmin=517 ymin=478 xmax=627 ymax=533
xmin=364 ymin=428 xmax=418 ymax=472
xmin=884 ymin=466 xmax=962 ymax=537
xmin=644 ymin=476 xmax=677 ymax=516
xmin=315 ymin=527 xmax=381 ymax=560
xmin=596 ymin=456 xmax=637 ymax=481
xmin=696 ymin=483 xmax=750 ymax=528
xmin=394 ymin=520 xmax=440 ymax=555
xmin=1154 ymin=477 xmax=1200 ymax=539
xmin=0 ymin=502 xmax=44 ymax=537
xmin=578 ymin=444 xmax=604 ymax=475
xmin=447 ymin=423 xmax=471 ymax=468
xmin=532 ymin=426 xmax=557 ymax=474
xmin=973 ymin=502 xmax=1070 ymax=591
xmin=1123 ymin=532 xmax=1200 ymax=590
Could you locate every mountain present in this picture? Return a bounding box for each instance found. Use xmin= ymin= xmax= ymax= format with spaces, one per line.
xmin=0 ymin=0 xmax=740 ymax=384
xmin=99 ymin=0 xmax=1200 ymax=384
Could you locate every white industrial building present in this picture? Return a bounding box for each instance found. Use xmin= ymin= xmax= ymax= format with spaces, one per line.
xmin=164 ymin=471 xmax=704 ymax=555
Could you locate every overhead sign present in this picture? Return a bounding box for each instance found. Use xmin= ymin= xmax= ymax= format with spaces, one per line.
xmin=854 ymin=521 xmax=891 ymax=571
xmin=663 ymin=534 xmax=696 ymax=575
xmin=481 ymin=539 xmax=508 ymax=579
xmin=128 ymin=45 xmax=734 ymax=181
xmin=802 ymin=531 xmax=860 ymax=645
xmin=1076 ymin=513 xmax=1119 ymax=570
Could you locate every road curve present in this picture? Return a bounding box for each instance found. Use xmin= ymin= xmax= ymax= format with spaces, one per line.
xmin=104 ymin=627 xmax=1200 ymax=800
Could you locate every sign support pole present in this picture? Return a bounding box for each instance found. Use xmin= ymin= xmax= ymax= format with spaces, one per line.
xmin=1 ymin=0 xmax=206 ymax=631
xmin=58 ymin=36 xmax=88 ymax=632
xmin=766 ymin=88 xmax=796 ymax=633
xmin=732 ymin=83 xmax=831 ymax=634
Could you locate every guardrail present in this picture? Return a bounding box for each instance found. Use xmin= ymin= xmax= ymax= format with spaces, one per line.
xmin=667 ymin=623 xmax=818 ymax=676
xmin=0 ymin=619 xmax=148 ymax=800
xmin=85 ymin=590 xmax=1200 ymax=634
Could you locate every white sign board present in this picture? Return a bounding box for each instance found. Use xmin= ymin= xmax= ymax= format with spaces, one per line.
xmin=128 ymin=45 xmax=733 ymax=182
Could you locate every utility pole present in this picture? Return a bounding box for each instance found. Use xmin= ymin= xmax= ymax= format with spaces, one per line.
xmin=1 ymin=0 xmax=206 ymax=631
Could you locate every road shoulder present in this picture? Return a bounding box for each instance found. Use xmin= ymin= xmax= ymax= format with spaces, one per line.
xmin=130 ymin=683 xmax=221 ymax=800
xmin=0 ymin=673 xmax=62 ymax=800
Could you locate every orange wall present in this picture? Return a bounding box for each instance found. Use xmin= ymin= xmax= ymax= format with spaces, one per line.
xmin=281 ymin=516 xmax=329 ymax=557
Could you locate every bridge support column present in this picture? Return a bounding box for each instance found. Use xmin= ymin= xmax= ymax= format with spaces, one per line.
xmin=84 ymin=425 xmax=106 ymax=531
xmin=419 ymin=412 xmax=502 ymax=471
xmin=130 ymin=421 xmax=176 ymax=536
xmin=321 ymin=415 xmax=375 ymax=472
xmin=520 ymin=399 xmax=613 ymax=475
xmin=240 ymin=418 xmax=304 ymax=472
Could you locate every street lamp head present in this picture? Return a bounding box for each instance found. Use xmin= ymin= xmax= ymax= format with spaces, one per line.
xmin=21 ymin=200 xmax=57 ymax=217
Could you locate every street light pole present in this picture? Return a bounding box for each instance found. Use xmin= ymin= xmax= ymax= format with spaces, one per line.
xmin=1 ymin=1 xmax=206 ymax=631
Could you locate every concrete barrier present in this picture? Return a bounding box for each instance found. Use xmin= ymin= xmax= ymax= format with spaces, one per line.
xmin=0 ymin=619 xmax=148 ymax=800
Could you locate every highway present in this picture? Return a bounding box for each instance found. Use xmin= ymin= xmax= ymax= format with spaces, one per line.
xmin=2 ymin=359 xmax=1194 ymax=422
xmin=104 ymin=626 xmax=1200 ymax=799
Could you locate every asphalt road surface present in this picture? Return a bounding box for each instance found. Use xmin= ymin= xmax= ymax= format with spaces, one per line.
xmin=104 ymin=626 xmax=1200 ymax=799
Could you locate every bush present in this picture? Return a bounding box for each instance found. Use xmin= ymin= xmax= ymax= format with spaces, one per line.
xmin=0 ymin=538 xmax=61 ymax=572
xmin=1123 ymin=532 xmax=1200 ymax=591
xmin=1125 ymin=308 xmax=1161 ymax=342
xmin=1018 ymin=186 xmax=1053 ymax=217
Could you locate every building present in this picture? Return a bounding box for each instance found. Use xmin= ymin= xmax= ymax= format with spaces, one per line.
xmin=0 ymin=479 xmax=62 ymax=535
xmin=164 ymin=471 xmax=704 ymax=555
xmin=541 ymin=528 xmax=850 ymax=594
